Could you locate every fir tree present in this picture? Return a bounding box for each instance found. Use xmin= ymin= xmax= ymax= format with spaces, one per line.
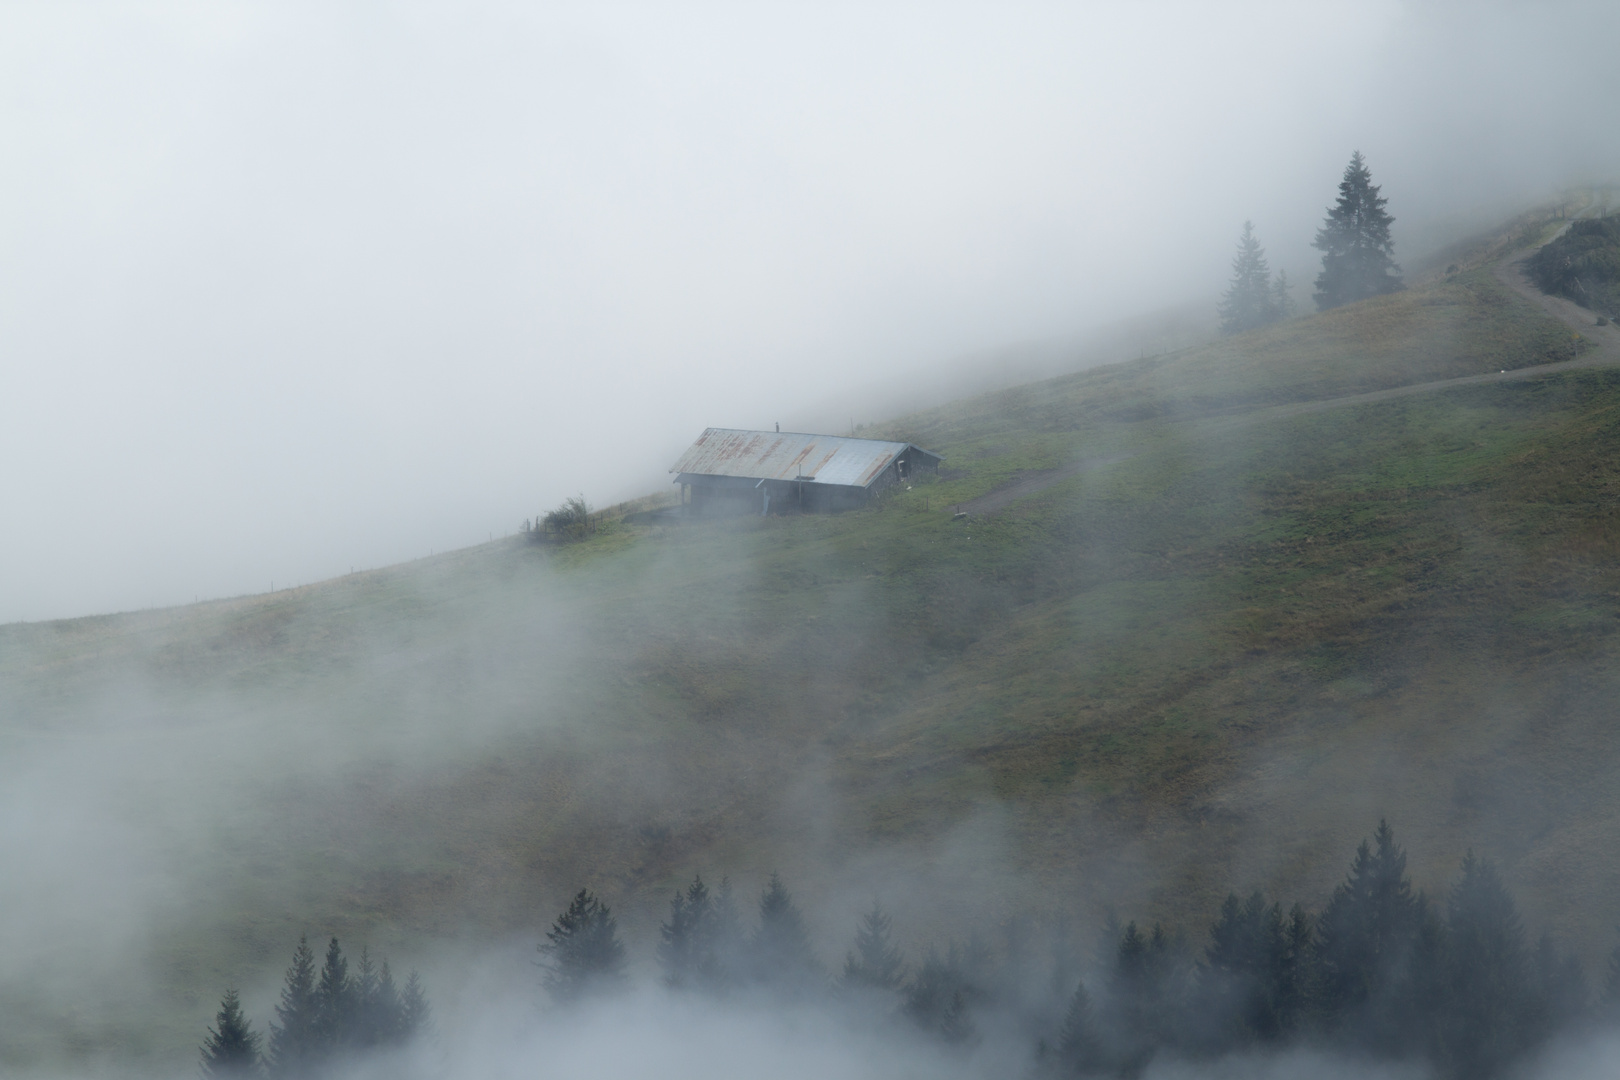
xmin=1199 ymin=890 xmax=1288 ymax=1047
xmin=313 ymin=937 xmax=354 ymax=1053
xmin=1439 ymin=852 xmax=1533 ymax=1078
xmin=352 ymin=949 xmax=405 ymax=1049
xmin=939 ymin=989 xmax=977 ymax=1046
xmin=1314 ymin=820 xmax=1421 ymax=1052
xmin=1054 ymin=978 xmax=1101 ymax=1076
xmin=840 ymin=899 xmax=905 ymax=993
xmin=1102 ymin=922 xmax=1180 ymax=1074
xmin=266 ymin=936 xmax=319 ymax=1079
xmin=749 ymin=872 xmax=820 ymax=992
xmin=659 ymin=875 xmax=715 ymax=991
xmin=1219 ymin=221 xmax=1280 ymax=334
xmin=1271 ymin=269 xmax=1295 ymax=320
xmin=705 ymin=876 xmax=748 ymax=992
xmin=399 ymin=971 xmax=431 ymax=1041
xmin=1313 ymin=151 xmax=1402 ymax=310
xmin=539 ymin=888 xmax=627 ymax=1003
xmin=200 ymin=988 xmax=262 ymax=1079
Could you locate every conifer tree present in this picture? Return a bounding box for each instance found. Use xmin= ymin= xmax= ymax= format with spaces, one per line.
xmin=267 ymin=937 xmax=319 ymax=1079
xmin=903 ymin=943 xmax=983 ymax=1035
xmin=749 ymin=872 xmax=820 ymax=992
xmin=373 ymin=961 xmax=404 ymax=1043
xmin=399 ymin=971 xmax=431 ymax=1040
xmin=1439 ymin=852 xmax=1532 ymax=1078
xmin=200 ymin=988 xmax=262 ymax=1079
xmin=1103 ymin=922 xmax=1180 ymax=1073
xmin=706 ymin=876 xmax=748 ymax=992
xmin=1199 ymin=890 xmax=1287 ymax=1047
xmin=659 ymin=875 xmax=715 ymax=991
xmin=1054 ymin=979 xmax=1100 ymax=1075
xmin=1314 ymin=820 xmax=1421 ymax=1052
xmin=1313 ymin=151 xmax=1402 ymax=310
xmin=539 ymin=888 xmax=627 ymax=1003
xmin=939 ymin=988 xmax=977 ymax=1046
xmin=1219 ymin=221 xmax=1280 ymax=334
xmin=352 ymin=949 xmax=406 ymax=1049
xmin=840 ymin=899 xmax=905 ymax=993
xmin=1271 ymin=269 xmax=1295 ymax=320
xmin=313 ymin=937 xmax=355 ymax=1052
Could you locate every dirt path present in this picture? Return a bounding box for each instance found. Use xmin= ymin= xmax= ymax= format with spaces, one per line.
xmin=954 ymin=238 xmax=1620 ymax=517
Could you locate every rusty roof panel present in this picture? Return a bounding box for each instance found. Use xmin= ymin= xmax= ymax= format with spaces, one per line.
xmin=670 ymin=428 xmax=939 ymax=489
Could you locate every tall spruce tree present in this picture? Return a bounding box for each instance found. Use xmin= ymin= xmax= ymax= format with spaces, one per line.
xmin=199 ymin=988 xmax=262 ymax=1079
xmin=659 ymin=875 xmax=715 ymax=991
xmin=1102 ymin=922 xmax=1180 ymax=1074
xmin=1198 ymin=891 xmax=1288 ymax=1048
xmin=539 ymin=888 xmax=627 ymax=1003
xmin=1439 ymin=852 xmax=1533 ymax=1079
xmin=1219 ymin=221 xmax=1280 ymax=334
xmin=749 ymin=872 xmax=820 ymax=992
xmin=1313 ymin=151 xmax=1402 ymax=309
xmin=266 ymin=937 xmax=319 ymax=1079
xmin=840 ymin=899 xmax=905 ymax=993
xmin=706 ymin=876 xmax=748 ymax=992
xmin=1314 ymin=821 xmax=1422 ymax=1053
xmin=399 ymin=971 xmax=431 ymax=1040
xmin=313 ymin=937 xmax=355 ymax=1053
xmin=1054 ymin=978 xmax=1101 ymax=1076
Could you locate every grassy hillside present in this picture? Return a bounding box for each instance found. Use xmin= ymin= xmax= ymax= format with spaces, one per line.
xmin=3 ymin=198 xmax=1618 ymax=1069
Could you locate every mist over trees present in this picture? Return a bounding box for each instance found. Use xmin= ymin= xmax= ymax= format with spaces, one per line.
xmin=1218 ymin=221 xmax=1293 ymax=333
xmin=517 ymin=825 xmax=1603 ymax=1080
xmin=1313 ymin=151 xmax=1403 ymax=309
xmin=202 ymin=936 xmax=428 ymax=1079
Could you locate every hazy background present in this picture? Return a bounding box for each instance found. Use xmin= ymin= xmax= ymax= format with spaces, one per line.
xmin=2 ymin=0 xmax=1618 ymax=624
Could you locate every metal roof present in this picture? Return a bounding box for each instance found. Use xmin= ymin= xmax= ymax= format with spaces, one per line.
xmin=671 ymin=428 xmax=941 ymax=489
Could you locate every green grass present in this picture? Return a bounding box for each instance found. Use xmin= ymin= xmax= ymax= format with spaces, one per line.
xmin=6 ymin=205 xmax=1620 ymax=1069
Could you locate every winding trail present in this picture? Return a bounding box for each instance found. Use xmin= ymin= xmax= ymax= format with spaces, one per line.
xmin=956 ymin=233 xmax=1620 ymax=517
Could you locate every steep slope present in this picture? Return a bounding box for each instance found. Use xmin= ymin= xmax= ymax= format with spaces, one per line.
xmin=4 ymin=198 xmax=1620 ymax=1069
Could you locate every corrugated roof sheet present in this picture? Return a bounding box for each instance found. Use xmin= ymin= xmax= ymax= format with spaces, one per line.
xmin=671 ymin=428 xmax=939 ymax=489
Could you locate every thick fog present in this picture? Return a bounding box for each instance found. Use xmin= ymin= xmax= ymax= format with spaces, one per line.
xmin=1 ymin=0 xmax=1617 ymax=623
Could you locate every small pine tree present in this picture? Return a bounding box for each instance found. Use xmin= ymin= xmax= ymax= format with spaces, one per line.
xmin=539 ymin=888 xmax=628 ymax=1003
xmin=1199 ymin=890 xmax=1288 ymax=1047
xmin=1313 ymin=151 xmax=1402 ymax=310
xmin=1271 ymin=269 xmax=1295 ymax=320
xmin=750 ymin=872 xmax=820 ymax=992
xmin=1219 ymin=221 xmax=1280 ymax=334
xmin=659 ymin=875 xmax=715 ymax=991
xmin=398 ymin=971 xmax=431 ymax=1041
xmin=705 ymin=876 xmax=748 ymax=992
xmin=200 ymin=988 xmax=262 ymax=1079
xmin=1054 ymin=979 xmax=1100 ymax=1075
xmin=313 ymin=937 xmax=355 ymax=1052
xmin=939 ymin=988 xmax=977 ymax=1046
xmin=1439 ymin=852 xmax=1533 ymax=1078
xmin=840 ymin=899 xmax=905 ymax=993
xmin=1104 ymin=921 xmax=1178 ymax=1073
xmin=1314 ymin=820 xmax=1420 ymax=1051
xmin=267 ymin=937 xmax=319 ymax=1079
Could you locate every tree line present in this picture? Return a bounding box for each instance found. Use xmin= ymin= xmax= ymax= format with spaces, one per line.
xmin=199 ymin=936 xmax=429 ymax=1079
xmin=538 ymin=824 xmax=1614 ymax=1080
xmin=1220 ymin=150 xmax=1402 ymax=334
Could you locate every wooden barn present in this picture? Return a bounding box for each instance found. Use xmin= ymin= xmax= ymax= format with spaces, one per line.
xmin=670 ymin=427 xmax=942 ymax=517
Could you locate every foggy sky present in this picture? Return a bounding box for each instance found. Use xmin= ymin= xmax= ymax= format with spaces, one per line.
xmin=2 ymin=0 xmax=1617 ymax=624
